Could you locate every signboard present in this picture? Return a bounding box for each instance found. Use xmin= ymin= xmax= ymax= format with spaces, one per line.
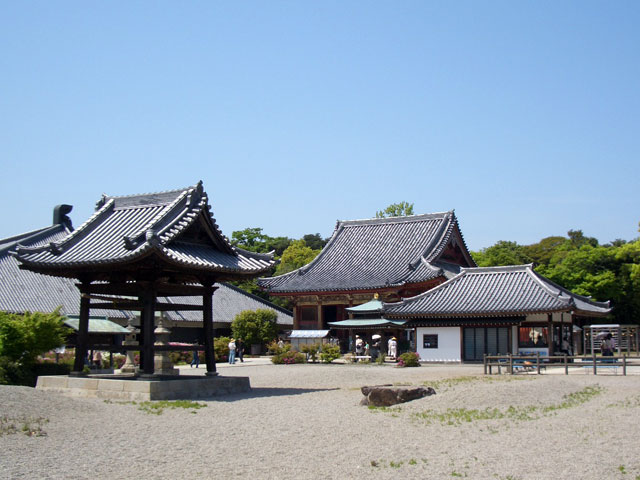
xmin=423 ymin=334 xmax=438 ymax=349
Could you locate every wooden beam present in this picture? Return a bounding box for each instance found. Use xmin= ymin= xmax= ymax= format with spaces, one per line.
xmin=88 ymin=301 xmax=204 ymax=312
xmin=80 ymin=281 xmax=210 ymax=297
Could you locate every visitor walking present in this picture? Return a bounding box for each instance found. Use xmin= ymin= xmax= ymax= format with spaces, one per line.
xmin=236 ymin=338 xmax=244 ymax=363
xmin=92 ymin=350 xmax=102 ymax=369
xmin=190 ymin=342 xmax=200 ymax=368
xmin=228 ymin=338 xmax=237 ymax=364
xmin=355 ymin=335 xmax=364 ymax=361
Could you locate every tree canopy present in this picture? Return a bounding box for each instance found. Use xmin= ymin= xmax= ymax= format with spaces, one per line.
xmin=376 ymin=201 xmax=414 ymax=218
xmin=471 ymin=224 xmax=640 ymax=324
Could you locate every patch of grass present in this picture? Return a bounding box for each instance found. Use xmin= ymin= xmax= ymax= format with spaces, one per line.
xmin=413 ymin=385 xmax=604 ymax=426
xmin=607 ymin=394 xmax=640 ymax=409
xmin=1 ymin=415 xmax=49 ymax=437
xmin=367 ymin=405 xmax=402 ymax=414
xmin=422 ymin=375 xmax=529 ymax=393
xmin=137 ymin=400 xmax=206 ymax=415
xmin=390 ymin=461 xmax=403 ymax=468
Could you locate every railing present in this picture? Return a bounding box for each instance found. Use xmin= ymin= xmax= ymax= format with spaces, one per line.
xmin=484 ymin=353 xmax=639 ymax=375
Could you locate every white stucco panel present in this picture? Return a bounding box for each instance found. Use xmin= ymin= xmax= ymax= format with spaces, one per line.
xmin=416 ymin=327 xmax=460 ymax=362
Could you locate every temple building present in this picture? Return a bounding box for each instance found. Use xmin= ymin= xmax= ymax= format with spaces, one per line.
xmin=258 ymin=211 xmax=475 ymax=349
xmin=383 ymin=265 xmax=611 ymax=361
xmin=259 ymin=211 xmax=613 ymax=361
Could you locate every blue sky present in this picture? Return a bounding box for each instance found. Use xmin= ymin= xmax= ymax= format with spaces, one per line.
xmin=1 ymin=1 xmax=638 ymax=251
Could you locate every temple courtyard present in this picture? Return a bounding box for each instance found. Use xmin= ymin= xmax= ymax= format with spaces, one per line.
xmin=1 ymin=361 xmax=639 ymax=479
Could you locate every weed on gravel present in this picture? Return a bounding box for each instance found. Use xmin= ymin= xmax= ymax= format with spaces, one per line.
xmin=0 ymin=415 xmax=49 ymax=436
xmin=103 ymin=399 xmax=206 ymax=415
xmin=413 ymin=385 xmax=604 ymax=426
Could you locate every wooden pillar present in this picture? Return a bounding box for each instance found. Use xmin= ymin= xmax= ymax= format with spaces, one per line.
xmin=547 ymin=314 xmax=554 ymax=355
xmin=72 ymin=284 xmax=91 ymax=374
xmin=292 ymin=304 xmax=299 ymax=330
xmin=140 ymin=287 xmax=156 ymax=376
xmin=348 ymin=295 xmax=354 ymax=319
xmin=202 ymin=283 xmax=219 ymax=376
xmin=317 ymin=299 xmax=323 ymax=330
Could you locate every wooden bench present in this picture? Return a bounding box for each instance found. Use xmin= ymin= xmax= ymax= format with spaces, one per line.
xmin=353 ymin=355 xmax=372 ymax=362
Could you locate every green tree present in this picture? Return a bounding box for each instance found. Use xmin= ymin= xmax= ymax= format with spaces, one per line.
xmin=231 ymin=309 xmax=278 ymax=347
xmin=523 ymin=236 xmax=566 ymax=266
xmin=302 ymin=233 xmax=328 ymax=251
xmin=472 ymin=241 xmax=532 ymax=267
xmin=376 ymin=201 xmax=414 ymax=218
xmin=275 ymin=240 xmax=321 ymax=276
xmin=231 ymin=227 xmax=293 ymax=255
xmin=0 ymin=309 xmax=70 ymax=385
xmin=0 ymin=309 xmax=69 ymax=365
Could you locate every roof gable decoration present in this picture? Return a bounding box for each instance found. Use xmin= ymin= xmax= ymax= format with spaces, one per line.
xmin=13 ymin=182 xmax=276 ymax=276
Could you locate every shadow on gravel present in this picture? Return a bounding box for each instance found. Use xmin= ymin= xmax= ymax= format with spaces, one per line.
xmin=210 ymin=387 xmax=340 ymax=402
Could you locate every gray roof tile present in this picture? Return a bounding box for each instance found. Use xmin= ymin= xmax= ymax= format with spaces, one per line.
xmin=384 ymin=265 xmax=612 ymax=318
xmin=1 ymin=216 xmax=291 ymax=326
xmin=259 ymin=211 xmax=474 ymax=293
xmin=14 ymin=182 xmax=275 ymax=278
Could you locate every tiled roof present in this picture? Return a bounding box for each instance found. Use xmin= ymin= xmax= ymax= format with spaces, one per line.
xmin=384 ymin=265 xmax=612 ymax=318
xmin=258 ymin=211 xmax=474 ymax=293
xmin=159 ymin=282 xmax=293 ymax=326
xmin=1 ymin=221 xmax=291 ymax=326
xmin=13 ymin=182 xmax=275 ymax=279
xmin=0 ymin=225 xmax=131 ymax=319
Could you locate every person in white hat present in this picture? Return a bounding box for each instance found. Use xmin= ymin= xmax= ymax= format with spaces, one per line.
xmin=388 ymin=336 xmax=397 ymax=359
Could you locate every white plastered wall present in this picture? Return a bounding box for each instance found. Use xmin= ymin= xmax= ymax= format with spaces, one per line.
xmin=416 ymin=327 xmax=461 ymax=362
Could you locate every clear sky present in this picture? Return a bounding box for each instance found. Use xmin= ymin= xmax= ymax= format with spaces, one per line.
xmin=1 ymin=1 xmax=638 ymax=251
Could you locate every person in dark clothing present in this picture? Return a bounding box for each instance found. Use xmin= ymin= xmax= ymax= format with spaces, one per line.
xmin=190 ymin=341 xmax=200 ymax=368
xmin=236 ymin=338 xmax=244 ymax=363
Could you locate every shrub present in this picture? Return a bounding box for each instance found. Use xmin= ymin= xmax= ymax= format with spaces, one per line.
xmin=320 ymin=344 xmax=341 ymax=364
xmin=214 ymin=336 xmax=231 ymax=362
xmin=271 ymin=343 xmax=306 ymax=364
xmin=300 ymin=343 xmax=320 ymax=362
xmin=231 ymin=309 xmax=278 ymax=347
xmin=397 ymin=352 xmax=420 ymax=367
xmin=0 ymin=309 xmax=70 ymax=385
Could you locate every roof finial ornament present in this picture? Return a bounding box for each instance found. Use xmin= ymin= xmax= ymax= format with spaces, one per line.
xmin=95 ymin=194 xmax=108 ymax=211
xmin=373 ymin=293 xmax=379 ymax=300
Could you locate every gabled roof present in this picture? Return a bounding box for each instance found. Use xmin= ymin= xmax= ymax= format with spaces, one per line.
xmin=0 ymin=224 xmax=130 ymax=317
xmin=1 ymin=205 xmax=291 ymax=326
xmin=383 ymin=264 xmax=612 ymax=318
xmin=13 ymin=182 xmax=275 ymax=281
xmin=258 ymin=211 xmax=475 ymax=294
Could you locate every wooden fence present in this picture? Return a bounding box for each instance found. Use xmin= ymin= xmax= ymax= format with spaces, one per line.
xmin=483 ymin=353 xmax=640 ymax=375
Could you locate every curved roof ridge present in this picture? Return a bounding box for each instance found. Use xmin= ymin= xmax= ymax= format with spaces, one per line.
xmin=460 ymin=264 xmax=534 ymax=273
xmin=339 ymin=211 xmax=453 ymax=227
xmin=1 ymin=225 xmax=66 ymax=256
xmin=423 ymin=211 xmax=455 ymax=263
xmin=97 ymin=182 xmax=199 ymax=210
xmin=14 ymin=199 xmax=115 ymax=257
xmin=528 ymin=268 xmax=611 ymax=309
xmin=390 ymin=267 xmax=470 ymax=306
xmin=127 ymin=189 xmax=192 ymax=246
xmin=523 ymin=265 xmax=574 ymax=307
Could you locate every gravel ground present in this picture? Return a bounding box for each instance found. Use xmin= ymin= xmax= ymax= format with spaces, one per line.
xmin=1 ymin=362 xmax=639 ymax=480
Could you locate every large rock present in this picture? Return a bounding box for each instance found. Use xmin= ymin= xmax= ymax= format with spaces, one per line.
xmin=360 ymin=384 xmax=436 ymax=406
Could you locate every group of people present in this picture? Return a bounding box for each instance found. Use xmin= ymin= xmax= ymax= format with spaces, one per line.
xmin=190 ymin=338 xmax=245 ymax=367
xmin=354 ymin=335 xmax=398 ymax=360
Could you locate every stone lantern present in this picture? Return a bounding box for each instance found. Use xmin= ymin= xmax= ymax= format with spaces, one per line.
xmin=154 ymin=315 xmax=179 ymax=375
xmin=120 ymin=319 xmax=139 ymax=374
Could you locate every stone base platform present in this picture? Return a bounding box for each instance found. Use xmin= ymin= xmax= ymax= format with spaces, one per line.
xmin=36 ymin=374 xmax=251 ymax=401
